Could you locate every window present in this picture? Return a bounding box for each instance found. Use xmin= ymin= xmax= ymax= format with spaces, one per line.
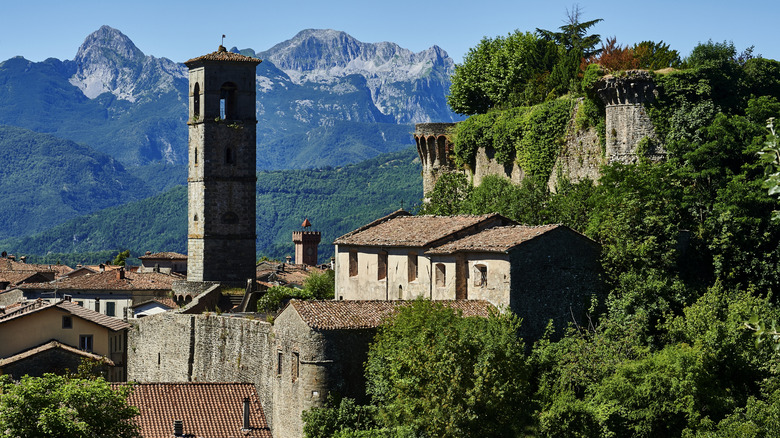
xmin=408 ymin=253 xmax=418 ymax=282
xmin=94 ymin=299 xmax=100 ymax=314
xmin=194 ymin=147 xmax=198 ymax=165
xmin=106 ymin=302 xmax=116 ymax=317
xmin=79 ymin=335 xmax=93 ymax=353
xmin=474 ymin=264 xmax=488 ymax=287
xmin=193 ymin=82 xmax=200 ymax=119
xmin=348 ymin=251 xmax=358 ymax=277
xmin=292 ymin=351 xmax=300 ymax=382
xmin=435 ymin=263 xmax=446 ymax=287
xmin=277 ymin=350 xmax=283 ymax=376
xmin=75 ymin=301 xmax=84 ymax=307
xmin=62 ymin=316 xmax=72 ymax=329
xmin=219 ymin=82 xmax=237 ymax=119
xmin=378 ymin=251 xmax=388 ymax=281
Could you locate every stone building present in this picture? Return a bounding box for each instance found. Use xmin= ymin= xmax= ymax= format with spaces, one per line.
xmin=185 ymin=46 xmax=261 ymax=285
xmin=127 ymin=299 xmax=493 ymax=438
xmin=293 ymin=219 xmax=321 ymax=266
xmin=138 ymin=251 xmax=187 ymax=275
xmin=0 ymin=298 xmax=129 ymax=380
xmin=333 ymin=210 xmax=602 ymax=338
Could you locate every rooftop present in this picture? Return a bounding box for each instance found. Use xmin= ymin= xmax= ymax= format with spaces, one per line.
xmin=138 ymin=252 xmax=187 ymax=260
xmin=115 ymin=382 xmax=272 ymax=438
xmin=0 ymin=299 xmax=130 ymax=332
xmin=334 ymin=210 xmax=513 ymax=247
xmin=18 ymin=269 xmax=182 ymax=292
xmin=0 ymin=340 xmax=114 ymax=368
xmin=426 ymin=224 xmax=563 ymax=254
xmin=185 ymin=46 xmax=262 ymax=66
xmin=288 ymin=299 xmax=496 ymax=330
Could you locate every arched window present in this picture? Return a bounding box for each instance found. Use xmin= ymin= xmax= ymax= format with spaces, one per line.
xmin=219 ymin=82 xmax=237 ymax=120
xmin=225 ymin=147 xmax=234 ymax=164
xmin=222 ymin=212 xmax=238 ymax=224
xmin=193 ymin=82 xmax=200 ymax=120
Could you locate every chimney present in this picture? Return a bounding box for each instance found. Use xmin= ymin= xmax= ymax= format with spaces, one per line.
xmin=173 ymin=419 xmax=183 ymax=436
xmin=146 ymin=251 xmax=152 ymax=256
xmin=99 ymin=264 xmax=105 ymax=272
xmin=285 ymin=255 xmax=292 ymax=264
xmin=242 ymin=397 xmax=250 ymax=431
xmin=117 ymin=268 xmax=125 ymax=280
xmin=19 ymin=256 xmax=26 ymax=263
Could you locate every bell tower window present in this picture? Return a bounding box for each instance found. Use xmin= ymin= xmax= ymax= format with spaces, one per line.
xmin=193 ymin=82 xmax=200 ymax=120
xmin=220 ymin=82 xmax=237 ymax=120
xmin=225 ymin=147 xmax=234 ymax=164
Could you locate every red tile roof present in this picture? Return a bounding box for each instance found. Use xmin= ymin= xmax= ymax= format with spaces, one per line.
xmin=18 ymin=269 xmax=180 ymax=292
xmin=115 ymin=382 xmax=272 ymax=438
xmin=333 ymin=210 xmax=512 ymax=247
xmin=131 ymin=298 xmax=177 ymax=310
xmin=0 ymin=299 xmax=130 ymax=332
xmin=185 ymin=46 xmax=262 ymax=65
xmin=138 ymin=252 xmax=187 ymax=260
xmin=256 ymin=262 xmax=326 ymax=287
xmin=288 ymin=299 xmax=496 ymax=330
xmin=426 ymin=224 xmax=563 ymax=254
xmin=0 ymin=340 xmax=114 ymax=368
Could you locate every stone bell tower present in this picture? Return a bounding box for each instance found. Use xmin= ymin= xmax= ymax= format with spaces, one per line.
xmin=184 ymin=46 xmax=261 ymax=284
xmin=293 ymin=218 xmax=321 ymax=266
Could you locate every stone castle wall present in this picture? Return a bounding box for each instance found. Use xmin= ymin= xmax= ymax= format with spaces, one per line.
xmin=128 ymin=311 xmax=375 ymax=438
xmin=416 ymin=71 xmax=664 ymax=194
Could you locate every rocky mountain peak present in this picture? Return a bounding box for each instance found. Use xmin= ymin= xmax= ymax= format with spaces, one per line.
xmin=69 ymin=25 xmax=185 ymax=102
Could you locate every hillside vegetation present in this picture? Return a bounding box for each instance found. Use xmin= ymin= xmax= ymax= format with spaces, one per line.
xmin=0 ymin=148 xmax=422 ymax=265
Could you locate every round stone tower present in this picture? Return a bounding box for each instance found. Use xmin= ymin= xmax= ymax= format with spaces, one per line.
xmin=414 ymin=123 xmax=458 ymax=195
xmin=184 ymin=46 xmax=261 ymax=284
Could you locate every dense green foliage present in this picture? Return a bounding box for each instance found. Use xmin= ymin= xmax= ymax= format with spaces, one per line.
xmin=0 ymin=374 xmax=140 ymax=438
xmin=1 ymin=147 xmax=422 ymax=265
xmin=256 ymin=269 xmax=335 ymax=313
xmin=366 ymin=33 xmax=780 ymax=436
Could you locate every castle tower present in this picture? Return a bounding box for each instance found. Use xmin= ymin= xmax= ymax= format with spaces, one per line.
xmin=293 ymin=219 xmax=321 ymax=266
xmin=596 ymin=70 xmax=665 ymax=163
xmin=184 ymin=46 xmax=261 ymax=284
xmin=413 ymin=123 xmax=458 ymax=195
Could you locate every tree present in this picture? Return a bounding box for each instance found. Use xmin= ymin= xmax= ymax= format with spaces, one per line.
xmin=303 ymin=269 xmax=335 ymax=299
xmin=0 ymin=374 xmax=140 ymax=438
xmin=364 ymin=300 xmax=531 ymax=437
xmin=418 ymin=172 xmax=471 ymax=216
xmin=112 ymin=249 xmax=130 ymax=266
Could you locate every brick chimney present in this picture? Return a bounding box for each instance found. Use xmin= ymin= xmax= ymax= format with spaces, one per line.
xmin=116 ymin=267 xmax=125 ymax=280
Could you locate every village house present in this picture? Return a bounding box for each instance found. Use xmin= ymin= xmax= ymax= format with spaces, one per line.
xmin=114 ymin=382 xmax=272 ymax=438
xmin=2 ymin=268 xmax=181 ymax=320
xmin=333 ymin=210 xmax=603 ymax=337
xmin=0 ymin=297 xmax=129 ymax=380
xmin=138 ymin=251 xmax=187 ymax=275
xmin=0 ymin=255 xmax=72 ymax=290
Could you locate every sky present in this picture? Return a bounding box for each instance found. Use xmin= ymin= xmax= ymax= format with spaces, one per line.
xmin=1 ymin=0 xmax=778 ymax=65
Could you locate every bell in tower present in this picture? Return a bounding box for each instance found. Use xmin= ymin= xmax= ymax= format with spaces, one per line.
xmin=184 ymin=46 xmax=261 ymax=284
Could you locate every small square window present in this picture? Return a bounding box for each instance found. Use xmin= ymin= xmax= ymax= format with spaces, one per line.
xmin=106 ymin=302 xmax=116 ymax=317
xmin=62 ymin=316 xmax=72 ymax=329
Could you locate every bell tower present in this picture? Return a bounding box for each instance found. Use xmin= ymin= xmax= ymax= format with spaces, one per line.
xmin=184 ymin=46 xmax=261 ymax=284
xmin=293 ymin=218 xmax=321 ymax=266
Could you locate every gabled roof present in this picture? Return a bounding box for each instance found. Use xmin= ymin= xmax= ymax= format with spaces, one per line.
xmin=333 ymin=210 xmax=514 ymax=247
xmin=138 ymin=252 xmax=187 ymax=260
xmin=0 ymin=299 xmax=130 ymax=332
xmin=0 ymin=340 xmax=114 ymax=368
xmin=426 ymin=224 xmax=567 ymax=254
xmin=18 ymin=269 xmax=180 ymax=292
xmin=131 ymin=298 xmax=177 ymax=310
xmin=114 ymin=382 xmax=272 ymax=438
xmin=0 ymin=257 xmax=71 ymax=276
xmin=185 ymin=46 xmax=262 ymax=66
xmin=287 ymin=299 xmax=495 ymax=330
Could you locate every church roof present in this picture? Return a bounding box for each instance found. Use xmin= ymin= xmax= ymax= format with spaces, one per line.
xmin=287 ymin=299 xmax=495 ymax=330
xmin=185 ymin=46 xmax=261 ymax=66
xmin=333 ymin=210 xmax=514 ymax=248
xmin=426 ymin=224 xmax=565 ymax=254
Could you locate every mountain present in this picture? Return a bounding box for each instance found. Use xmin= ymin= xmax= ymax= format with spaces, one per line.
xmin=0 ymin=125 xmax=148 ymax=241
xmin=0 ymin=26 xmax=457 ymax=174
xmin=256 ymin=29 xmax=460 ymax=124
xmin=0 ymin=147 xmax=423 ymax=263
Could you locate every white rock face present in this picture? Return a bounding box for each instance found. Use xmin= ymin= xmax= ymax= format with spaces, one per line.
xmin=69 ymin=25 xmax=186 ymax=102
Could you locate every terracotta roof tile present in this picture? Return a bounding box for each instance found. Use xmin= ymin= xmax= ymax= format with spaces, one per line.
xmin=138 ymin=252 xmax=187 ymax=260
xmin=185 ymin=46 xmax=262 ymax=65
xmin=0 ymin=299 xmax=130 ymax=331
xmin=19 ymin=270 xmax=179 ymax=291
xmin=0 ymin=340 xmax=114 ymax=368
xmin=289 ymin=299 xmax=495 ymax=330
xmin=114 ymin=382 xmax=272 ymax=438
xmin=256 ymin=263 xmax=326 ymax=287
xmin=131 ymin=298 xmax=177 ymax=310
xmin=334 ymin=210 xmax=512 ymax=247
xmin=427 ymin=224 xmax=563 ymax=254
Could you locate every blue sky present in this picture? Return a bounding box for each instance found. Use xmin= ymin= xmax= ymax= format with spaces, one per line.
xmin=1 ymin=0 xmax=778 ymax=64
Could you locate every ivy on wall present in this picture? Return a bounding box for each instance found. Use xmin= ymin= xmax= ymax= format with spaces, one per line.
xmin=452 ymin=96 xmax=575 ymax=177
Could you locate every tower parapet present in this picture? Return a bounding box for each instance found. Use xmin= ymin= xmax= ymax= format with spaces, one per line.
xmin=414 ymin=123 xmax=458 ymax=195
xmin=596 ymin=70 xmax=665 ymax=164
